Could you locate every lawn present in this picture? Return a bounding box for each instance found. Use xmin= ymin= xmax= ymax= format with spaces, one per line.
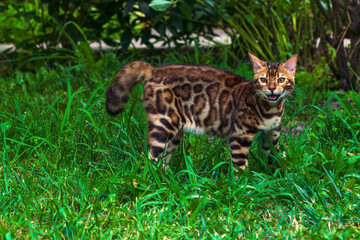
xmin=1 ymin=51 xmax=360 ymax=239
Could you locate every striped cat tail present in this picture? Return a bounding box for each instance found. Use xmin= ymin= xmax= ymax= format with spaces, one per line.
xmin=106 ymin=61 xmax=153 ymax=115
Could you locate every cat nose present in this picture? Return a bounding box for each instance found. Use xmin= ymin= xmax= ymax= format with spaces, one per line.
xmin=269 ymin=86 xmax=276 ymax=92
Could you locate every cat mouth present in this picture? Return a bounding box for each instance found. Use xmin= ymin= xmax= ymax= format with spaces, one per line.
xmin=267 ymin=94 xmax=280 ymax=101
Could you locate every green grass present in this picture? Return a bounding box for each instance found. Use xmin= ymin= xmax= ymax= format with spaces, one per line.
xmin=1 ymin=51 xmax=360 ymax=239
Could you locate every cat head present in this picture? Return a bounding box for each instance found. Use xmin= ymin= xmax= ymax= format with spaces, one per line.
xmin=249 ymin=53 xmax=297 ymax=104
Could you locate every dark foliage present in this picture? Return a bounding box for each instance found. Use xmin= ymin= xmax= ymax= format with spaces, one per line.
xmin=0 ymin=0 xmax=359 ymax=91
xmin=312 ymin=0 xmax=360 ymax=92
xmin=0 ymin=0 xmax=218 ymax=51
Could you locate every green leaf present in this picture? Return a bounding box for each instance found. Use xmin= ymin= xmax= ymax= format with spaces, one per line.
xmin=205 ymin=0 xmax=214 ymax=8
xmin=194 ymin=11 xmax=205 ymax=20
xmin=246 ymin=14 xmax=254 ymax=23
xmin=179 ymin=2 xmax=192 ymax=18
xmin=149 ymin=0 xmax=173 ymax=12
xmin=171 ymin=17 xmax=183 ymax=32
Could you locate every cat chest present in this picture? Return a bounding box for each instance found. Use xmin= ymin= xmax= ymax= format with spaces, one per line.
xmin=258 ymin=116 xmax=282 ymax=131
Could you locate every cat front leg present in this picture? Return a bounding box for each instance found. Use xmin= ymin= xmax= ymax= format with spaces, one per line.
xmin=263 ymin=127 xmax=281 ymax=165
xmin=228 ymin=133 xmax=256 ymax=170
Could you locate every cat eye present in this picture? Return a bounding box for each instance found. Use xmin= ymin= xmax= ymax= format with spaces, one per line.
xmin=259 ymin=78 xmax=267 ymax=83
xmin=278 ymin=77 xmax=286 ymax=83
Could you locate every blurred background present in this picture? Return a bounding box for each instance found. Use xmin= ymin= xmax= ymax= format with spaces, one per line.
xmin=1 ymin=0 xmax=359 ymax=91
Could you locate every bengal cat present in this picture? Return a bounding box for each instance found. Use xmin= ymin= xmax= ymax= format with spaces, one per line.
xmin=106 ymin=53 xmax=297 ymax=171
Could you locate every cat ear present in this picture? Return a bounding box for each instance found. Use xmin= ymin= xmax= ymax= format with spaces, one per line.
xmin=249 ymin=53 xmax=265 ymax=73
xmin=282 ymin=55 xmax=297 ymax=75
